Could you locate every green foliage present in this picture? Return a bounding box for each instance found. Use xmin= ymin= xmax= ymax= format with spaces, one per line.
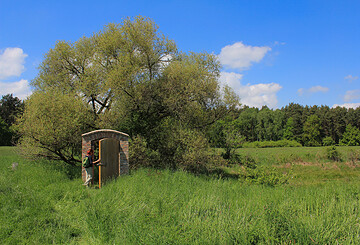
xmin=207 ymin=119 xmax=226 ymax=147
xmin=302 ymin=115 xmax=322 ymax=146
xmin=18 ymin=16 xmax=239 ymax=170
xmin=0 ymin=94 xmax=24 ymax=146
xmin=207 ymin=104 xmax=360 ymax=149
xmin=256 ymin=107 xmax=284 ymax=141
xmin=239 ymin=154 xmax=257 ymax=169
xmin=340 ymin=124 xmax=360 ymax=146
xmin=326 ymin=146 xmax=342 ymax=162
xmin=232 ymin=107 xmax=258 ymax=142
xmin=175 ymin=128 xmax=218 ymax=173
xmin=322 ymin=136 xmax=335 ymax=146
xmin=0 ymin=118 xmax=12 ymax=146
xmin=283 ymin=117 xmax=295 ymax=140
xmin=0 ymin=94 xmax=24 ymax=126
xmin=221 ymin=126 xmax=245 ymax=160
xmin=16 ymin=90 xmax=92 ymax=165
xmin=129 ymin=135 xmax=160 ymax=169
xmin=282 ymin=103 xmax=304 ymax=142
xmin=243 ymin=139 xmax=302 ymax=148
xmin=240 ymin=166 xmax=290 ymax=186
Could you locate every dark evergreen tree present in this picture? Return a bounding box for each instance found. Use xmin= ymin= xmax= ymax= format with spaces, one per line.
xmin=0 ymin=94 xmax=24 ymax=126
xmin=303 ymin=115 xmax=322 ymax=146
xmin=282 ymin=103 xmax=304 ymax=142
xmin=340 ymin=124 xmax=360 ymax=146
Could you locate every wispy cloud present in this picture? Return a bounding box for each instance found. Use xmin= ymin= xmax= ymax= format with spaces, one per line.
xmin=0 ymin=47 xmax=28 ymax=80
xmin=332 ymin=103 xmax=360 ymax=109
xmin=219 ymin=72 xmax=282 ymax=108
xmin=218 ymin=42 xmax=271 ymax=70
xmin=344 ymin=75 xmax=358 ymax=82
xmin=298 ymin=86 xmax=329 ymax=96
xmin=0 ymin=80 xmax=31 ymax=100
xmin=344 ymin=89 xmax=360 ymax=102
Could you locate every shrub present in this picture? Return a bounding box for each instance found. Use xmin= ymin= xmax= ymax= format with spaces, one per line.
xmin=221 ymin=127 xmax=245 ymax=160
xmin=340 ymin=125 xmax=360 ymax=146
xmin=240 ymin=166 xmax=289 ymax=186
xmin=174 ymin=128 xmax=217 ymax=174
xmin=241 ymin=155 xmax=257 ymax=169
xmin=129 ymin=135 xmax=160 ymax=170
xmin=138 ymin=119 xmax=219 ymax=174
xmin=322 ymin=136 xmax=335 ymax=146
xmin=325 ymin=146 xmax=341 ymax=162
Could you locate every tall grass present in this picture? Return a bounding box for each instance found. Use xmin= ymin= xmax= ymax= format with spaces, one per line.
xmin=235 ymin=146 xmax=360 ymax=165
xmin=1 ymin=146 xmax=360 ymax=244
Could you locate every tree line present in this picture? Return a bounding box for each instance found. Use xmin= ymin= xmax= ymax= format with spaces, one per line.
xmin=207 ymin=103 xmax=360 ymax=147
xmin=3 ymin=93 xmax=360 ymax=149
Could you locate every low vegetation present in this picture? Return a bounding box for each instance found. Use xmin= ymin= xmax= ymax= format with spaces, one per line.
xmin=242 ymin=139 xmax=302 ymax=148
xmin=2 ymin=146 xmax=360 ymax=244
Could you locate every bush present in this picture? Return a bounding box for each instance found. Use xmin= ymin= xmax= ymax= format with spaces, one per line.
xmin=174 ymin=128 xmax=217 ymax=174
xmin=241 ymin=155 xmax=257 ymax=169
xmin=340 ymin=125 xmax=360 ymax=146
xmin=132 ymin=120 xmax=218 ymax=174
xmin=129 ymin=135 xmax=160 ymax=170
xmin=325 ymin=146 xmax=341 ymax=162
xmin=221 ymin=127 xmax=245 ymax=162
xmin=240 ymin=166 xmax=289 ymax=186
xmin=322 ymin=136 xmax=335 ymax=146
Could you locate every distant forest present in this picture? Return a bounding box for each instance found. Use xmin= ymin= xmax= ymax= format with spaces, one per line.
xmin=207 ymin=103 xmax=360 ymax=147
xmin=1 ymin=93 xmax=360 ymax=147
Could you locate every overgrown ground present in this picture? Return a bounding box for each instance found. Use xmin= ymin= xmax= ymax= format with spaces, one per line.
xmin=1 ymin=146 xmax=360 ymax=244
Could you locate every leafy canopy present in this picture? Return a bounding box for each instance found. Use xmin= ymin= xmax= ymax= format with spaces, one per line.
xmin=17 ymin=16 xmax=239 ymax=168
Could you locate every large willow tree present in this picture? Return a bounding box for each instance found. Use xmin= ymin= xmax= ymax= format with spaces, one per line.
xmin=17 ymin=16 xmax=239 ymax=169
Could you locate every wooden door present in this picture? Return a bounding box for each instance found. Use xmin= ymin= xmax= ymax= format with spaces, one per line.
xmin=99 ymin=138 xmax=120 ymax=188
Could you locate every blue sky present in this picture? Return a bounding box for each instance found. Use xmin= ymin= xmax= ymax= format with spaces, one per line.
xmin=1 ymin=0 xmax=359 ymax=109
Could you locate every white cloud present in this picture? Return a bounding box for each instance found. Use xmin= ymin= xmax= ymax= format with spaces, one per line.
xmin=308 ymin=86 xmax=329 ymax=93
xmin=218 ymin=42 xmax=271 ymax=70
xmin=344 ymin=89 xmax=360 ymax=102
xmin=332 ymin=103 xmax=360 ymax=109
xmin=0 ymin=80 xmax=32 ymax=100
xmin=220 ymin=72 xmax=282 ymax=108
xmin=344 ymin=75 xmax=358 ymax=82
xmin=0 ymin=47 xmax=28 ymax=79
xmin=298 ymin=86 xmax=329 ymax=96
xmin=159 ymin=54 xmax=173 ymax=69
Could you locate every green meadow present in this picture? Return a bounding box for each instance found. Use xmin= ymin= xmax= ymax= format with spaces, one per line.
xmin=1 ymin=146 xmax=360 ymax=244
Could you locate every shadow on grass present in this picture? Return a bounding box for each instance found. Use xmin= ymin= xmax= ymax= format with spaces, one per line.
xmin=207 ymin=167 xmax=240 ymax=180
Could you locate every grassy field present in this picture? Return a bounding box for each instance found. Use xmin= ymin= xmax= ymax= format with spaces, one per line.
xmin=1 ymin=146 xmax=360 ymax=244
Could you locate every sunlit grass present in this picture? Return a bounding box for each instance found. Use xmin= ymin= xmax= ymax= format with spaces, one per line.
xmin=1 ymin=146 xmax=360 ymax=244
xmin=235 ymin=146 xmax=360 ymax=165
